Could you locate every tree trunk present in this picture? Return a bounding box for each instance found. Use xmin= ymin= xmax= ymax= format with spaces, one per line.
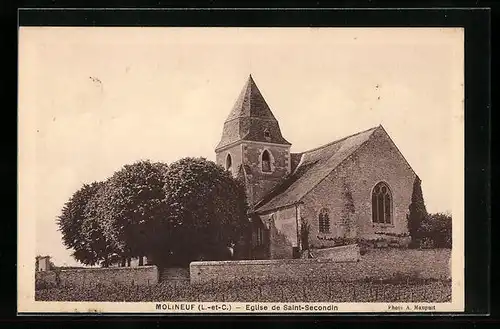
xmin=121 ymin=257 xmax=126 ymax=267
xmin=138 ymin=256 xmax=144 ymax=266
xmin=127 ymin=257 xmax=131 ymax=267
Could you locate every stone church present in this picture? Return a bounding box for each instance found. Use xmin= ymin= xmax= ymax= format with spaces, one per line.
xmin=215 ymin=75 xmax=417 ymax=259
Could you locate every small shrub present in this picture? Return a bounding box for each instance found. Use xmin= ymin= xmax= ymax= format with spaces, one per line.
xmin=300 ymin=217 xmax=310 ymax=251
xmin=374 ymin=232 xmax=410 ymax=238
xmin=419 ymin=213 xmax=452 ymax=248
xmin=419 ymin=237 xmax=434 ymax=249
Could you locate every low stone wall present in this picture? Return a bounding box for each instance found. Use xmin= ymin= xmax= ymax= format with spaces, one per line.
xmin=35 ymin=265 xmax=159 ymax=287
xmin=190 ymin=258 xmax=359 ymax=284
xmin=309 ymin=244 xmax=360 ymax=261
xmin=158 ymin=267 xmax=190 ymax=282
xmin=360 ymin=248 xmax=451 ymax=280
xmin=190 ymin=248 xmax=451 ymax=284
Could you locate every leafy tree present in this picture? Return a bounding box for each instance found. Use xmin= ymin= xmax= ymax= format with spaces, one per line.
xmin=57 ymin=181 xmax=112 ymax=266
xmin=407 ymin=176 xmax=428 ymax=247
xmin=82 ymin=185 xmax=119 ymax=267
xmin=96 ymin=160 xmax=170 ymax=264
xmin=419 ymin=212 xmax=452 ymax=248
xmin=163 ymin=157 xmax=249 ymax=265
xmin=57 ymin=158 xmax=249 ymax=267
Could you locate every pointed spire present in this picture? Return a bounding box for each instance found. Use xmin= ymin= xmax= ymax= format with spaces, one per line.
xmin=215 ymin=75 xmax=291 ymax=151
xmin=224 ymin=75 xmax=277 ymax=122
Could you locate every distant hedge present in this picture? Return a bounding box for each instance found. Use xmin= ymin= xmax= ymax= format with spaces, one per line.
xmin=419 ymin=213 xmax=452 ymax=249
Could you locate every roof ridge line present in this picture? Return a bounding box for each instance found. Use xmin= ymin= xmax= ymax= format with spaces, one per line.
xmin=248 ymin=76 xmax=254 ymax=116
xmin=300 ymin=125 xmax=380 ymax=154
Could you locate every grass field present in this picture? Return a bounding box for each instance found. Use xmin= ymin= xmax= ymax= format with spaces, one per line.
xmin=36 ymin=276 xmax=451 ymax=303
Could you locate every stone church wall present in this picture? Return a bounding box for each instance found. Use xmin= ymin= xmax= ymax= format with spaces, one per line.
xmin=215 ymin=142 xmax=291 ymax=207
xmin=242 ymin=143 xmax=290 ymax=205
xmin=215 ymin=144 xmax=243 ymax=174
xmin=301 ymin=129 xmax=416 ymax=248
xmin=264 ymin=206 xmax=299 ymax=259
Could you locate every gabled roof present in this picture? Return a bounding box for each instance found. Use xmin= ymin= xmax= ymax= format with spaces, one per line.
xmin=255 ymin=126 xmax=380 ymax=213
xmin=215 ymin=75 xmax=291 ymax=151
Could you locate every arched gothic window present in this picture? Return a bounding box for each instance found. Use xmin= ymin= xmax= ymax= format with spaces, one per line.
xmin=262 ymin=150 xmax=271 ymax=172
xmin=318 ymin=208 xmax=330 ymax=233
xmin=225 ymin=153 xmax=232 ymax=172
xmin=372 ymin=182 xmax=392 ymax=224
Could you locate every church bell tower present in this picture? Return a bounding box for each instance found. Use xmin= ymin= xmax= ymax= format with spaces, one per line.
xmin=215 ymin=75 xmax=292 ymax=210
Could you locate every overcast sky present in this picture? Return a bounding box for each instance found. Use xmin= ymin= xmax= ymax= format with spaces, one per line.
xmin=19 ymin=27 xmax=464 ymax=266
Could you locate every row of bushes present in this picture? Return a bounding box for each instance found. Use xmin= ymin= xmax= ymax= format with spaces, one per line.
xmin=309 ymin=236 xmax=410 ymax=255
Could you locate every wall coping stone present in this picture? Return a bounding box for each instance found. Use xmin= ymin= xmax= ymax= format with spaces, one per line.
xmin=311 ymin=244 xmax=359 ymax=252
xmin=190 ymin=258 xmax=357 ymax=267
xmin=56 ymin=265 xmax=158 ymax=273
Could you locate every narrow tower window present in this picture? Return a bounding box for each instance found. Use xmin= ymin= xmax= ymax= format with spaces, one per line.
xmin=262 ymin=150 xmax=271 ymax=172
xmin=264 ymin=128 xmax=271 ymax=140
xmin=225 ymin=153 xmax=232 ymax=172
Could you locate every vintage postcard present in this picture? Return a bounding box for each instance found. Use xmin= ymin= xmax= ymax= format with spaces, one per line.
xmin=18 ymin=27 xmax=464 ymax=314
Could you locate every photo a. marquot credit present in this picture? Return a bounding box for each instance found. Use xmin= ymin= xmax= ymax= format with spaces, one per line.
xmin=17 ymin=27 xmax=464 ymax=313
